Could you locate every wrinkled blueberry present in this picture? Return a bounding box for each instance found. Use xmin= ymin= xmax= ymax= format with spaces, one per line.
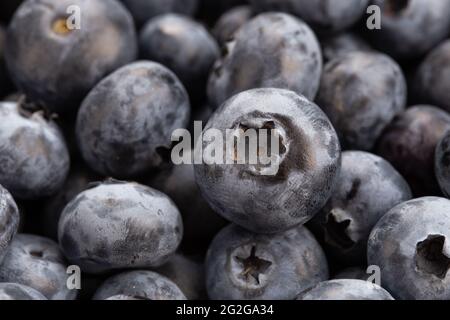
xmin=194 ymin=88 xmax=341 ymax=233
xmin=0 ymin=102 xmax=69 ymax=199
xmin=368 ymin=197 xmax=450 ymax=300
xmin=0 ymin=283 xmax=47 ymax=300
xmin=0 ymin=234 xmax=75 ymax=300
xmin=414 ymin=40 xmax=450 ymax=113
xmin=139 ymin=14 xmax=219 ymax=103
xmin=297 ymin=279 xmax=393 ymax=300
xmin=93 ymin=270 xmax=186 ymax=300
xmin=369 ymin=0 xmax=450 ymax=59
xmin=213 ymin=5 xmax=253 ymax=46
xmin=58 ymin=180 xmax=183 ymax=274
xmin=317 ymin=51 xmax=407 ymax=150
xmin=310 ymin=151 xmax=412 ymax=265
xmin=321 ymin=32 xmax=372 ymax=63
xmin=154 ymin=253 xmax=206 ymax=300
xmin=435 ymin=130 xmax=450 ymax=197
xmin=250 ymin=0 xmax=369 ymax=33
xmin=5 ymin=0 xmax=137 ymax=113
xmin=120 ymin=0 xmax=198 ymax=27
xmin=207 ymin=12 xmax=322 ymax=108
xmin=0 ymin=185 xmax=19 ymax=263
xmin=76 ymin=61 xmax=190 ymax=179
xmin=376 ymin=105 xmax=450 ymax=196
xmin=206 ymin=224 xmax=328 ymax=300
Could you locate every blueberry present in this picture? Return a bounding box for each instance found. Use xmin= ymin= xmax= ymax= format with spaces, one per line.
xmin=207 ymin=12 xmax=323 ymax=108
xmin=317 ymin=51 xmax=407 ymax=150
xmin=369 ymin=0 xmax=450 ymax=59
xmin=154 ymin=253 xmax=206 ymax=300
xmin=0 ymin=234 xmax=76 ymax=300
xmin=0 ymin=283 xmax=47 ymax=300
xmin=93 ymin=270 xmax=186 ymax=300
xmin=76 ymin=61 xmax=190 ymax=179
xmin=120 ymin=0 xmax=198 ymax=27
xmin=334 ymin=267 xmax=371 ymax=281
xmin=5 ymin=0 xmax=137 ymax=113
xmin=0 ymin=185 xmax=19 ymax=263
xmin=435 ymin=130 xmax=450 ymax=197
xmin=58 ymin=180 xmax=183 ymax=274
xmin=194 ymin=88 xmax=341 ymax=234
xmin=206 ymin=224 xmax=328 ymax=300
xmin=321 ymin=32 xmax=372 ymax=63
xmin=0 ymin=102 xmax=69 ymax=199
xmin=309 ymin=151 xmax=412 ymax=265
xmin=414 ymin=40 xmax=450 ymax=113
xmin=297 ymin=279 xmax=394 ymax=300
xmin=368 ymin=197 xmax=450 ymax=300
xmin=376 ymin=105 xmax=450 ymax=196
xmin=250 ymin=0 xmax=370 ymax=34
xmin=148 ymin=151 xmax=227 ymax=254
xmin=212 ymin=5 xmax=253 ymax=46
xmin=139 ymin=14 xmax=220 ymax=103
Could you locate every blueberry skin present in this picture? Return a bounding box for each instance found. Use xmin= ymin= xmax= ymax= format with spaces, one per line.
xmin=415 ymin=40 xmax=450 ymax=113
xmin=0 ymin=102 xmax=70 ymax=199
xmin=154 ymin=253 xmax=206 ymax=300
xmin=250 ymin=0 xmax=369 ymax=34
xmin=58 ymin=181 xmax=183 ymax=274
xmin=120 ymin=0 xmax=198 ymax=27
xmin=369 ymin=0 xmax=450 ymax=59
xmin=93 ymin=270 xmax=186 ymax=300
xmin=0 ymin=185 xmax=19 ymax=264
xmin=334 ymin=267 xmax=370 ymax=281
xmin=5 ymin=0 xmax=137 ymax=113
xmin=0 ymin=234 xmax=75 ymax=300
xmin=212 ymin=5 xmax=253 ymax=46
xmin=310 ymin=151 xmax=412 ymax=265
xmin=368 ymin=197 xmax=450 ymax=300
xmin=194 ymin=88 xmax=341 ymax=234
xmin=321 ymin=32 xmax=372 ymax=63
xmin=139 ymin=14 xmax=219 ymax=101
xmin=0 ymin=283 xmax=47 ymax=300
xmin=206 ymin=224 xmax=329 ymax=300
xmin=317 ymin=51 xmax=407 ymax=151
xmin=376 ymin=105 xmax=450 ymax=196
xmin=76 ymin=61 xmax=190 ymax=179
xmin=207 ymin=12 xmax=323 ymax=108
xmin=297 ymin=280 xmax=394 ymax=300
xmin=435 ymin=130 xmax=450 ymax=197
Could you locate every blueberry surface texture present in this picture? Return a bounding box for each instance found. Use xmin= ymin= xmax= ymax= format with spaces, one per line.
xmin=76 ymin=61 xmax=190 ymax=179
xmin=5 ymin=0 xmax=137 ymax=113
xmin=0 ymin=185 xmax=19 ymax=264
xmin=194 ymin=88 xmax=341 ymax=234
xmin=206 ymin=224 xmax=328 ymax=300
xmin=0 ymin=283 xmax=47 ymax=300
xmin=58 ymin=180 xmax=183 ymax=274
xmin=207 ymin=12 xmax=323 ymax=108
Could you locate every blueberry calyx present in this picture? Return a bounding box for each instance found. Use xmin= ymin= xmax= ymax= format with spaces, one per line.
xmin=416 ymin=234 xmax=450 ymax=279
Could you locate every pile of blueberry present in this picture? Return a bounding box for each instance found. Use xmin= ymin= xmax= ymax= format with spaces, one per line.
xmin=1 ymin=0 xmax=450 ymax=301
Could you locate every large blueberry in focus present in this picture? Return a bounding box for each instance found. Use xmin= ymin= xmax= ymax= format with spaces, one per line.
xmin=435 ymin=130 xmax=450 ymax=197
xmin=310 ymin=151 xmax=412 ymax=265
xmin=58 ymin=180 xmax=183 ymax=274
xmin=317 ymin=51 xmax=407 ymax=151
xmin=206 ymin=224 xmax=328 ymax=300
xmin=368 ymin=197 xmax=450 ymax=300
xmin=0 ymin=234 xmax=76 ymax=300
xmin=207 ymin=12 xmax=323 ymax=108
xmin=250 ymin=0 xmax=369 ymax=33
xmin=194 ymin=88 xmax=341 ymax=234
xmin=0 ymin=283 xmax=47 ymax=300
xmin=5 ymin=0 xmax=137 ymax=113
xmin=93 ymin=270 xmax=186 ymax=300
xmin=120 ymin=0 xmax=198 ymax=27
xmin=369 ymin=0 xmax=450 ymax=59
xmin=297 ymin=280 xmax=394 ymax=300
xmin=376 ymin=105 xmax=450 ymax=196
xmin=0 ymin=185 xmax=19 ymax=264
xmin=76 ymin=61 xmax=190 ymax=179
xmin=0 ymin=102 xmax=69 ymax=199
